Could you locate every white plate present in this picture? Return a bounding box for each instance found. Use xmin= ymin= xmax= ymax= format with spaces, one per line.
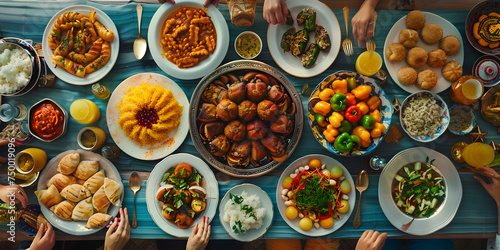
xmin=219 ymin=184 xmax=273 ymax=242
xmin=106 ymin=73 xmax=189 ymax=160
xmin=276 ymin=154 xmax=355 ymax=236
xmin=267 ymin=0 xmax=341 ymax=78
xmin=378 ymin=147 xmax=462 ymax=235
xmin=145 ymin=153 xmax=219 ymax=238
xmin=148 ymin=0 xmax=229 ymax=80
xmin=383 ymin=12 xmax=464 ymax=93
xmin=36 ymin=149 xmax=124 ymax=235
xmin=42 ymin=5 xmax=119 ymax=85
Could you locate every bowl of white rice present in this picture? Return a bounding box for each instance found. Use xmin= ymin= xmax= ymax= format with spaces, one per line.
xmin=0 ymin=38 xmax=41 ymax=96
xmin=400 ymin=90 xmax=450 ymax=142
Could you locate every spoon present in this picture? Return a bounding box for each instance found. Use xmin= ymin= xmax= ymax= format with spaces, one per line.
xmin=401 ymin=217 xmax=415 ymax=231
xmin=353 ymin=170 xmax=369 ymax=229
xmin=129 ymin=171 xmax=141 ymax=229
xmin=133 ymin=4 xmax=147 ymax=60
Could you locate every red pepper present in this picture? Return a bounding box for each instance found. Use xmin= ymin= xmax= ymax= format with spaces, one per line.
xmin=413 ymin=180 xmax=423 ymax=185
xmin=318 ymin=202 xmax=333 ymax=220
xmin=291 ymin=171 xmax=310 ymax=188
xmin=345 ymin=106 xmax=362 ymax=123
xmin=345 ymin=93 xmax=356 ymax=107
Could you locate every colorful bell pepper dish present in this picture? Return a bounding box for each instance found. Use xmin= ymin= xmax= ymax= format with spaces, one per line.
xmin=319 ymin=88 xmax=335 ymax=102
xmin=313 ymin=101 xmax=331 ymax=116
xmin=369 ymin=109 xmax=381 ymax=122
xmin=371 ymin=122 xmax=387 ymax=138
xmin=345 ymin=105 xmax=362 ymax=123
xmin=314 ymin=113 xmax=328 ymax=127
xmin=338 ymin=120 xmax=352 ymax=133
xmin=366 ymin=96 xmax=380 ymax=110
xmin=351 ymin=85 xmax=372 ymax=100
xmin=331 ymin=79 xmax=348 ymax=94
xmin=360 ymin=115 xmax=375 ymax=130
xmin=346 ymin=76 xmax=357 ymax=91
xmin=356 ymin=101 xmax=369 ymax=116
xmin=330 ymin=93 xmax=347 ymax=111
xmin=334 ymin=132 xmax=353 ymax=153
xmin=323 ymin=124 xmax=339 ymax=143
xmin=328 ymin=112 xmax=344 ymax=128
xmin=345 ymin=93 xmax=356 ymax=107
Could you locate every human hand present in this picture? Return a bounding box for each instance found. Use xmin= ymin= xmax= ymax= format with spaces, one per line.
xmin=263 ymin=0 xmax=288 ymax=26
xmin=203 ymin=0 xmax=218 ymax=7
xmin=158 ymin=0 xmax=175 ymax=4
xmin=475 ymin=167 xmax=500 ymax=205
xmin=351 ymin=2 xmax=376 ymax=46
xmin=30 ymin=223 xmax=55 ymax=250
xmin=104 ymin=208 xmax=130 ymax=250
xmin=186 ymin=216 xmax=211 ymax=250
xmin=0 ymin=184 xmax=28 ymax=208
xmin=355 ymin=230 xmax=387 ymax=250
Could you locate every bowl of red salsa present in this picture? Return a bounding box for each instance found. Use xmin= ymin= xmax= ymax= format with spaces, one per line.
xmin=29 ymin=98 xmax=67 ymax=142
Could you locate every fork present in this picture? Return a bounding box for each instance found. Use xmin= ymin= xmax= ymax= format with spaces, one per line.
xmin=366 ymin=12 xmax=378 ymax=51
xmin=342 ymin=6 xmax=353 ymax=56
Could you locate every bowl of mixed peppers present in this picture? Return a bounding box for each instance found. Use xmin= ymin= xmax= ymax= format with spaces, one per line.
xmin=308 ymin=71 xmax=393 ymax=156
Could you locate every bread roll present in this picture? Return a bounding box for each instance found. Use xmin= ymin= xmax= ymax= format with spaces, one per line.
xmin=398 ymin=67 xmax=418 ymax=85
xmin=85 ymin=213 xmax=112 ymax=229
xmin=406 ymin=10 xmax=426 ymax=29
xmin=103 ymin=178 xmax=122 ymax=207
xmin=73 ymin=161 xmax=99 ymax=180
xmin=57 ymin=153 xmax=80 ymax=175
xmin=417 ymin=69 xmax=438 ymax=89
xmin=407 ymin=47 xmax=428 ymax=68
xmin=386 ymin=43 xmax=406 ymax=62
xmin=61 ymin=184 xmax=91 ymax=203
xmin=37 ymin=214 xmax=49 ymax=230
xmin=421 ymin=23 xmax=443 ymax=44
xmin=427 ymin=49 xmax=447 ymax=68
xmin=440 ymin=35 xmax=461 ymax=55
xmin=84 ymin=170 xmax=106 ymax=194
xmin=71 ymin=198 xmax=94 ymax=221
xmin=399 ymin=29 xmax=419 ymax=48
xmin=442 ymin=60 xmax=463 ymax=82
xmin=46 ymin=173 xmax=77 ymax=192
xmin=35 ymin=185 xmax=63 ymax=208
xmin=50 ymin=200 xmax=76 ymax=221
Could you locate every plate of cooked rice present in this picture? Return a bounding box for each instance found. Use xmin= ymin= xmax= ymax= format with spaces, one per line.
xmin=400 ymin=90 xmax=449 ymax=142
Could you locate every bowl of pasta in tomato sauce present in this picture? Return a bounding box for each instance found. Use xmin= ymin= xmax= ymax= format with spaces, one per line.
xmin=28 ymin=98 xmax=68 ymax=142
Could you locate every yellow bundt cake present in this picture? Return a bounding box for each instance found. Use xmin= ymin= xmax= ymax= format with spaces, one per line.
xmin=118 ymin=82 xmax=183 ymax=144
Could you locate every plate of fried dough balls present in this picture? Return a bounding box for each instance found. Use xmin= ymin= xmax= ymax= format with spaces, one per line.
xmin=384 ymin=10 xmax=464 ymax=93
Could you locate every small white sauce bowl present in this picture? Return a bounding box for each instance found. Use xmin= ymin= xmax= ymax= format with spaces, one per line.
xmin=234 ymin=31 xmax=262 ymax=60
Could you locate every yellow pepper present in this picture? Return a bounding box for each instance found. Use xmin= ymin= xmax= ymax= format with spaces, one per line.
xmin=323 ymin=124 xmax=339 ymax=143
xmin=328 ymin=112 xmax=344 ymax=128
xmin=331 ymin=79 xmax=348 ymax=94
xmin=319 ymin=88 xmax=335 ymax=101
xmin=352 ymin=126 xmax=371 ymax=148
xmin=366 ymin=96 xmax=380 ymax=110
xmin=369 ymin=109 xmax=381 ymax=122
xmin=313 ymin=101 xmax=331 ymax=116
xmin=361 ymin=137 xmax=371 ymax=148
xmin=351 ymin=85 xmax=372 ymax=100
xmin=356 ymin=102 xmax=369 ymax=116
xmin=371 ymin=122 xmax=387 ymax=138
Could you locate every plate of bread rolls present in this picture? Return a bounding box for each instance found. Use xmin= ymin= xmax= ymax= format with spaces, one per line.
xmin=35 ymin=149 xmax=123 ymax=235
xmin=383 ymin=11 xmax=464 ymax=93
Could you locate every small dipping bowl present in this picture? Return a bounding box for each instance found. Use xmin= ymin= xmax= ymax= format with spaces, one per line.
xmin=77 ymin=127 xmax=106 ymax=151
xmin=234 ymin=31 xmax=262 ymax=59
xmin=28 ymin=98 xmax=68 ymax=142
xmin=473 ymin=55 xmax=500 ymax=87
xmin=448 ymin=105 xmax=476 ymax=135
xmin=15 ymin=148 xmax=47 ymax=174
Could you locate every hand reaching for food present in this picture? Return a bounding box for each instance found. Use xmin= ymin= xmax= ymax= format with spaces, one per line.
xmin=351 ymin=0 xmax=378 ymax=46
xmin=104 ymin=208 xmax=130 ymax=250
xmin=0 ymin=184 xmax=28 ymax=208
xmin=30 ymin=223 xmax=56 ymax=250
xmin=355 ymin=230 xmax=387 ymax=250
xmin=158 ymin=0 xmax=175 ymax=4
xmin=186 ymin=216 xmax=211 ymax=250
xmin=203 ymin=0 xmax=218 ymax=7
xmin=263 ymin=0 xmax=288 ymax=26
xmin=475 ymin=167 xmax=500 ymax=205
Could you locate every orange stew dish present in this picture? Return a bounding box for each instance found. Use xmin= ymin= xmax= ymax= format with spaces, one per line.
xmin=30 ymin=102 xmax=65 ymax=140
xmin=160 ymin=7 xmax=217 ymax=68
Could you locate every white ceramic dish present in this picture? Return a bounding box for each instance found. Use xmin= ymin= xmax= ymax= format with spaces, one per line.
xmin=145 ymin=153 xmax=219 ymax=238
xmin=235 ymin=31 xmax=262 ymax=59
xmin=267 ymin=0 xmax=341 ymax=78
xmin=276 ymin=154 xmax=355 ymax=236
xmin=383 ymin=12 xmax=464 ymax=93
xmin=148 ymin=0 xmax=229 ymax=80
xmin=378 ymin=147 xmax=462 ymax=235
xmin=219 ymin=184 xmax=273 ymax=242
xmin=36 ymin=149 xmax=123 ymax=235
xmin=42 ymin=5 xmax=119 ymax=85
xmin=106 ymin=73 xmax=189 ymax=160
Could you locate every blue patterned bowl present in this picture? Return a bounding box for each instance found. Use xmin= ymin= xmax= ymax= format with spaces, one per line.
xmin=465 ymin=0 xmax=500 ymax=55
xmin=400 ymin=91 xmax=450 ymax=143
xmin=307 ymin=71 xmax=393 ymax=156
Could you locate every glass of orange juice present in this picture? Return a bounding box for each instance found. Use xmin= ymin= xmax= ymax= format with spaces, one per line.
xmin=355 ymin=50 xmax=382 ymax=76
xmin=450 ymin=76 xmax=484 ymax=105
xmin=70 ymin=99 xmax=100 ymax=124
xmin=462 ymin=142 xmax=495 ymax=168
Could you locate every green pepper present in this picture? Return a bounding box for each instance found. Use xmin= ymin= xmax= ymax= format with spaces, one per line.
xmin=291 ymin=29 xmax=309 ymax=56
xmin=334 ymin=132 xmax=354 ymax=153
xmin=338 ymin=120 xmax=352 ymax=133
xmin=286 ymin=9 xmax=293 ymax=25
xmin=350 ymin=135 xmax=361 ymax=148
xmin=360 ymin=115 xmax=375 ymax=130
xmin=347 ymin=76 xmax=357 ymax=91
xmin=315 ymin=25 xmax=331 ymax=50
xmin=314 ymin=113 xmax=328 ymax=127
xmin=305 ymin=11 xmax=316 ymax=32
xmin=301 ymin=43 xmax=319 ymax=68
xmin=297 ymin=8 xmax=316 ymax=31
xmin=330 ymin=93 xmax=346 ymax=111
xmin=281 ymin=27 xmax=296 ymax=53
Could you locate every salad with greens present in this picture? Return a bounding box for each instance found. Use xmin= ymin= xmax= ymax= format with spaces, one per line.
xmin=393 ymin=162 xmax=446 ymax=218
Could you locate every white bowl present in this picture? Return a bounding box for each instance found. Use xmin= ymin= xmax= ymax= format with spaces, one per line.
xmin=234 ymin=31 xmax=262 ymax=59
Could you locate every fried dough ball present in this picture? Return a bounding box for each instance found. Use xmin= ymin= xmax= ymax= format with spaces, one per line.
xmin=417 ymin=69 xmax=438 ymax=90
xmin=406 ymin=10 xmax=426 ymax=29
xmin=399 ymin=29 xmax=419 ymax=48
xmin=398 ymin=67 xmax=418 ymax=85
xmin=407 ymin=47 xmax=428 ymax=68
xmin=440 ymin=35 xmax=461 ymax=55
xmin=421 ymin=24 xmax=443 ymax=44
xmin=442 ymin=60 xmax=463 ymax=82
xmin=386 ymin=43 xmax=406 ymax=62
xmin=427 ymin=49 xmax=447 ymax=68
